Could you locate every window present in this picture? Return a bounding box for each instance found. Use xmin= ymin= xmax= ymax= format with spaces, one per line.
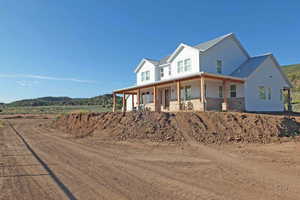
xmin=141 ymin=71 xmax=150 ymax=82
xmin=146 ymin=71 xmax=150 ymax=80
xmin=268 ymin=88 xmax=272 ymax=100
xmin=258 ymin=86 xmax=266 ymax=100
xmin=141 ymin=72 xmax=145 ymax=81
xmin=180 ymin=86 xmax=192 ymax=100
xmin=177 ymin=61 xmax=184 ymax=73
xmin=168 ymin=66 xmax=171 ymax=75
xmin=219 ymin=86 xmax=223 ymax=98
xmin=230 ymin=85 xmax=236 ymax=98
xmin=185 ymin=86 xmax=192 ymax=100
xmin=160 ymin=68 xmax=164 ymax=78
xmin=217 ymin=60 xmax=222 ymax=74
xmin=184 ymin=59 xmax=191 ymax=72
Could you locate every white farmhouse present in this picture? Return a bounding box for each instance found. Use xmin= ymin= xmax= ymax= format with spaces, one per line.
xmin=113 ymin=33 xmax=292 ymax=112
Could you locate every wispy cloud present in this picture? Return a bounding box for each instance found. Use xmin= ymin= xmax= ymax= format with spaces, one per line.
xmin=0 ymin=74 xmax=95 ymax=83
xmin=16 ymin=80 xmax=39 ymax=87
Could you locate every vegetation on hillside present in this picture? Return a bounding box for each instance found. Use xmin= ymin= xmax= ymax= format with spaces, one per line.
xmin=6 ymin=94 xmax=122 ymax=108
xmin=282 ymin=64 xmax=300 ymax=104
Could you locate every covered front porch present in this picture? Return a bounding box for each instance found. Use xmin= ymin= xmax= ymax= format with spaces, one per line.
xmin=113 ymin=73 xmax=245 ymax=112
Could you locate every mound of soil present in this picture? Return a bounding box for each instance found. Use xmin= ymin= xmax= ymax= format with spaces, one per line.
xmin=53 ymin=112 xmax=300 ymax=144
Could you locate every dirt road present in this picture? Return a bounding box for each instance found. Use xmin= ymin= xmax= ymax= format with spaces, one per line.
xmin=1 ymin=117 xmax=300 ymax=200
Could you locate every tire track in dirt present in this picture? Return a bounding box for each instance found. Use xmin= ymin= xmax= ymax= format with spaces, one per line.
xmin=4 ymin=121 xmax=76 ymax=200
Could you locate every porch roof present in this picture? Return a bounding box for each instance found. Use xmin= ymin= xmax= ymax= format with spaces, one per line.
xmin=113 ymin=72 xmax=245 ymax=94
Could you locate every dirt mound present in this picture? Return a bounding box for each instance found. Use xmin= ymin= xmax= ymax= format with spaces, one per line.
xmin=53 ymin=111 xmax=300 ymax=144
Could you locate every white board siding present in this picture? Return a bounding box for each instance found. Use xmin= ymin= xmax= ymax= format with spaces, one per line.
xmin=200 ymin=37 xmax=248 ymax=75
xmin=136 ymin=61 xmax=157 ymax=85
xmin=245 ymin=57 xmax=287 ymax=111
xmin=167 ymin=46 xmax=200 ymax=80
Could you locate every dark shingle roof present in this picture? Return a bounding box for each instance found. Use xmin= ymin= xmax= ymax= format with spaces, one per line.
xmin=194 ymin=33 xmax=233 ymax=51
xmin=230 ymin=54 xmax=270 ymax=78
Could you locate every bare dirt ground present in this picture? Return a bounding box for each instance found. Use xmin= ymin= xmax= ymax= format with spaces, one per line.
xmin=1 ymin=114 xmax=300 ymax=200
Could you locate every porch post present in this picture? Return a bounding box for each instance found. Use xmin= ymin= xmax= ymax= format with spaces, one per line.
xmin=200 ymin=76 xmax=206 ymax=111
xmin=153 ymin=86 xmax=157 ymax=111
xmin=287 ymin=88 xmax=292 ymax=112
xmin=122 ymin=92 xmax=126 ymax=113
xmin=177 ymin=80 xmax=181 ymax=110
xmin=112 ymin=93 xmax=116 ymax=112
xmin=137 ymin=89 xmax=140 ymax=110
xmin=222 ymin=80 xmax=228 ymax=111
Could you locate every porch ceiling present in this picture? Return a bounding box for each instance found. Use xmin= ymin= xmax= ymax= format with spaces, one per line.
xmin=113 ymin=72 xmax=245 ymax=94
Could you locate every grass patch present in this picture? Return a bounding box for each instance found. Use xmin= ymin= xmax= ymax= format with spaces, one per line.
xmin=0 ymin=120 xmax=5 ymax=128
xmin=0 ymin=105 xmax=113 ymax=115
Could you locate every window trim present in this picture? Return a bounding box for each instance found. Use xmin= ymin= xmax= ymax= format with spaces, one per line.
xmin=160 ymin=68 xmax=164 ymax=78
xmin=219 ymin=86 xmax=223 ymax=98
xmin=184 ymin=58 xmax=191 ymax=72
xmin=216 ymin=60 xmax=222 ymax=74
xmin=258 ymin=86 xmax=266 ymax=100
xmin=230 ymin=84 xmax=237 ymax=98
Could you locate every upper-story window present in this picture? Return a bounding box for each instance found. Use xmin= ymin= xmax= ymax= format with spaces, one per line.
xmin=141 ymin=71 xmax=150 ymax=81
xmin=160 ymin=68 xmax=164 ymax=78
xmin=184 ymin=59 xmax=191 ymax=72
xmin=217 ymin=60 xmax=222 ymax=74
xmin=177 ymin=61 xmax=184 ymax=73
xmin=168 ymin=66 xmax=171 ymax=75
xmin=177 ymin=58 xmax=191 ymax=73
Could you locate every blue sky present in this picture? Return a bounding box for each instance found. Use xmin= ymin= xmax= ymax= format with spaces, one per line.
xmin=1 ymin=0 xmax=299 ymax=103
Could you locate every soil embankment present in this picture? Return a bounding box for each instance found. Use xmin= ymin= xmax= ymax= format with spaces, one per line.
xmin=53 ymin=111 xmax=300 ymax=144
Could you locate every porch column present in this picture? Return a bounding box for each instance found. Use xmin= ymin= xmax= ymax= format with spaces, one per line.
xmin=122 ymin=92 xmax=126 ymax=113
xmin=287 ymin=88 xmax=292 ymax=112
xmin=137 ymin=89 xmax=140 ymax=110
xmin=132 ymin=94 xmax=135 ymax=110
xmin=222 ymin=80 xmax=228 ymax=111
xmin=200 ymin=76 xmax=206 ymax=111
xmin=153 ymin=86 xmax=157 ymax=111
xmin=177 ymin=80 xmax=181 ymax=110
xmin=112 ymin=93 xmax=116 ymax=112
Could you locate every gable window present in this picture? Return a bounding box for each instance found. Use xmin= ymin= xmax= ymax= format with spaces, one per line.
xmin=141 ymin=72 xmax=145 ymax=81
xmin=258 ymin=86 xmax=266 ymax=100
xmin=141 ymin=71 xmax=150 ymax=82
xmin=168 ymin=66 xmax=171 ymax=75
xmin=230 ymin=85 xmax=236 ymax=98
xmin=146 ymin=71 xmax=150 ymax=80
xmin=177 ymin=61 xmax=184 ymax=73
xmin=268 ymin=88 xmax=272 ymax=100
xmin=219 ymin=86 xmax=223 ymax=98
xmin=184 ymin=59 xmax=191 ymax=72
xmin=160 ymin=68 xmax=164 ymax=78
xmin=217 ymin=60 xmax=222 ymax=74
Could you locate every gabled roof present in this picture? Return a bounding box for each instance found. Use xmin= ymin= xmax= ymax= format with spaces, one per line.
xmin=231 ymin=53 xmax=293 ymax=88
xmin=194 ymin=33 xmax=233 ymax=51
xmin=230 ymin=54 xmax=269 ymax=78
xmin=134 ymin=58 xmax=158 ymax=73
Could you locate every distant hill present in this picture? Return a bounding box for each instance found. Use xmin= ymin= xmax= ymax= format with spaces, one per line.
xmin=6 ymin=94 xmax=122 ymax=108
xmin=281 ymin=64 xmax=300 ymax=92
xmin=281 ymin=64 xmax=300 ymax=112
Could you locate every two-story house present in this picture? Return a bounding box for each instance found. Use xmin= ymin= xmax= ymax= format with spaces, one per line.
xmin=113 ymin=33 xmax=292 ymax=112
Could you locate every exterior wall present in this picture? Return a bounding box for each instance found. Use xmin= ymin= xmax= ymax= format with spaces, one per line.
xmin=136 ymin=61 xmax=157 ymax=85
xmin=245 ymin=57 xmax=289 ymax=112
xmin=200 ymin=37 xmax=248 ymax=75
xmin=166 ymin=46 xmax=200 ymax=80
